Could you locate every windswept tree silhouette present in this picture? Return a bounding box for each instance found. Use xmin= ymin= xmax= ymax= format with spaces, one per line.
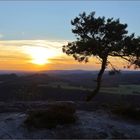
xmin=62 ymin=12 xmax=140 ymax=101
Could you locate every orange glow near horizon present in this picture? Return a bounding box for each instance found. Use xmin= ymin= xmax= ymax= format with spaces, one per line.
xmin=0 ymin=40 xmax=132 ymax=72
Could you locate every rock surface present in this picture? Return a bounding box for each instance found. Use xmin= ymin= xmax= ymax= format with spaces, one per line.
xmin=0 ymin=110 xmax=140 ymax=139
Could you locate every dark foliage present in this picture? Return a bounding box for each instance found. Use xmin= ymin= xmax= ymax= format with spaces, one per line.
xmin=108 ymin=69 xmax=121 ymax=75
xmin=112 ymin=105 xmax=140 ymax=120
xmin=25 ymin=102 xmax=77 ymax=129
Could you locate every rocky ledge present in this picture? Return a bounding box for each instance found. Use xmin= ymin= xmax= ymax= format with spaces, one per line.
xmin=0 ymin=110 xmax=140 ymax=139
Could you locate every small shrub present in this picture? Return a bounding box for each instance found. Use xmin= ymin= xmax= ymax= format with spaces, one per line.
xmin=112 ymin=105 xmax=140 ymax=120
xmin=47 ymin=101 xmax=76 ymax=114
xmin=24 ymin=101 xmax=77 ymax=129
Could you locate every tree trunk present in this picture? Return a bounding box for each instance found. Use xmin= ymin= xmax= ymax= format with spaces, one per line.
xmin=86 ymin=57 xmax=107 ymax=101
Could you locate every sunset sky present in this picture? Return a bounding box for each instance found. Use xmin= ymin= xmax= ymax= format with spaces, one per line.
xmin=0 ymin=1 xmax=140 ymax=71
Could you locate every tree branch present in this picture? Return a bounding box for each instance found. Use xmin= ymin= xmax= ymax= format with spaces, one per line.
xmin=109 ymin=54 xmax=130 ymax=62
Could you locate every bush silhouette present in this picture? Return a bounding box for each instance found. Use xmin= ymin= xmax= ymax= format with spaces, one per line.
xmin=25 ymin=101 xmax=77 ymax=129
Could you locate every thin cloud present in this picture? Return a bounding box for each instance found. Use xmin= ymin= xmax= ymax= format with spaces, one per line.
xmin=0 ymin=40 xmax=67 ymax=48
xmin=0 ymin=34 xmax=4 ymax=39
xmin=0 ymin=55 xmax=29 ymax=60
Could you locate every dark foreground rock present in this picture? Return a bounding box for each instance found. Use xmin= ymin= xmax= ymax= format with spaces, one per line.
xmin=0 ymin=110 xmax=140 ymax=139
xmin=25 ymin=101 xmax=77 ymax=128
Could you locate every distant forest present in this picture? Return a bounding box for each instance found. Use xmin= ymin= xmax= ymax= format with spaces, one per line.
xmin=0 ymin=71 xmax=139 ymax=105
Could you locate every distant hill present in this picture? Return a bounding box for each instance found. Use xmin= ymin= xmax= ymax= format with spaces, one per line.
xmin=0 ymin=70 xmax=140 ymax=88
xmin=0 ymin=69 xmax=139 ymax=75
xmin=40 ymin=69 xmax=140 ymax=75
xmin=40 ymin=70 xmax=96 ymax=75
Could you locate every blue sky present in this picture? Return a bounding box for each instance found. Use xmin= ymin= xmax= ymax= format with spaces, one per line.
xmin=0 ymin=1 xmax=140 ymax=40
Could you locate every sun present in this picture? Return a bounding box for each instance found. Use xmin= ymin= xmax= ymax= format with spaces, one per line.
xmin=28 ymin=47 xmax=49 ymax=65
xmin=23 ymin=46 xmax=55 ymax=65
